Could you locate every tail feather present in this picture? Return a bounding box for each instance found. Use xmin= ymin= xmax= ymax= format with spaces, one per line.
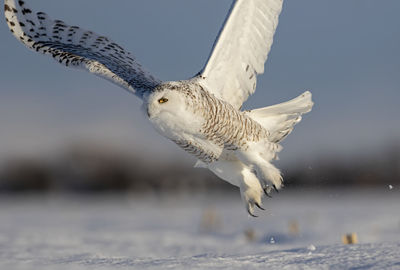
xmin=246 ymin=91 xmax=313 ymax=143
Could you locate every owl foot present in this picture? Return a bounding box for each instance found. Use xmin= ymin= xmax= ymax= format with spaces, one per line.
xmin=254 ymin=162 xmax=284 ymax=193
xmin=255 ymin=202 xmax=265 ymax=210
xmin=244 ymin=198 xmax=267 ymax=217
xmin=240 ymin=176 xmax=264 ymax=217
xmin=263 ymin=183 xmax=282 ymax=198
xmin=235 ymin=144 xmax=283 ymax=192
xmin=263 ymin=186 xmax=273 ymax=197
xmin=247 ymin=207 xmax=258 ymax=218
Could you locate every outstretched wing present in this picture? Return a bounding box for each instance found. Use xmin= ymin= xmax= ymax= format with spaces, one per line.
xmin=197 ymin=0 xmax=283 ymax=109
xmin=4 ymin=0 xmax=161 ymax=98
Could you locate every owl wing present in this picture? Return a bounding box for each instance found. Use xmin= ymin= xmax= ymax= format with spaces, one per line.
xmin=197 ymin=0 xmax=284 ymax=109
xmin=4 ymin=0 xmax=161 ymax=99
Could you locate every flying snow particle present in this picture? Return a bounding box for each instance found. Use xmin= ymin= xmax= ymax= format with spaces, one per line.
xmin=308 ymin=244 xmax=316 ymax=251
xmin=269 ymin=237 xmax=275 ymax=244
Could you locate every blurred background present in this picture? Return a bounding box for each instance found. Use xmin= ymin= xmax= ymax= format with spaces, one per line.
xmin=0 ymin=3 xmax=400 ymax=266
xmin=0 ymin=0 xmax=399 ymax=193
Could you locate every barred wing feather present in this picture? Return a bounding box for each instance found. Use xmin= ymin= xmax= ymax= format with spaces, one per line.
xmin=4 ymin=0 xmax=161 ymax=98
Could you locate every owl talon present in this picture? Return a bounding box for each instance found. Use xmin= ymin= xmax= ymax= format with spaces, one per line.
xmin=255 ymin=202 xmax=265 ymax=210
xmin=264 ymin=186 xmax=273 ymax=198
xmin=245 ymin=200 xmax=258 ymax=217
xmin=247 ymin=208 xmax=258 ymax=218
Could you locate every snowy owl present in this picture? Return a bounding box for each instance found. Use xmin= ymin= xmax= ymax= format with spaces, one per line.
xmin=5 ymin=0 xmax=313 ymax=216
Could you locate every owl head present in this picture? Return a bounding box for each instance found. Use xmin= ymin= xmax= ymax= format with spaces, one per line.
xmin=145 ymin=81 xmax=202 ymax=137
xmin=146 ymin=82 xmax=188 ymax=118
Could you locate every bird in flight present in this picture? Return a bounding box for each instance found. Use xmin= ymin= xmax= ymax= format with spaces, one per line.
xmin=4 ymin=0 xmax=313 ymax=216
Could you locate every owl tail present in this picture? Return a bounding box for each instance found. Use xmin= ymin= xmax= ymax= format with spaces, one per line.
xmin=246 ymin=91 xmax=313 ymax=143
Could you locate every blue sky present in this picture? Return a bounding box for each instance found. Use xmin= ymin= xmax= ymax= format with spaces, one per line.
xmin=0 ymin=0 xmax=399 ymax=166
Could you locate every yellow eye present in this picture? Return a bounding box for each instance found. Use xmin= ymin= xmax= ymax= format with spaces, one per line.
xmin=158 ymin=98 xmax=168 ymax=104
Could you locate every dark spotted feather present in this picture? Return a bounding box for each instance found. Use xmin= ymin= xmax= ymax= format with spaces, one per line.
xmin=4 ymin=0 xmax=161 ymax=98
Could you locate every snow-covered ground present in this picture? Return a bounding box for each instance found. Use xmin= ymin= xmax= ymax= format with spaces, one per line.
xmin=0 ymin=188 xmax=399 ymax=269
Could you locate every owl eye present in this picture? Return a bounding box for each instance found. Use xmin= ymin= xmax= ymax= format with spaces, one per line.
xmin=158 ymin=98 xmax=169 ymax=104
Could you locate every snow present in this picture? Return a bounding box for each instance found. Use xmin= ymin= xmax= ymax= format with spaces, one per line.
xmin=0 ymin=189 xmax=399 ymax=269
xmin=307 ymin=244 xmax=316 ymax=251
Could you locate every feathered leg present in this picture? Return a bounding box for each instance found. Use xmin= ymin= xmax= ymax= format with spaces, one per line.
xmin=235 ymin=141 xmax=284 ymax=192
xmin=207 ymin=160 xmax=265 ymax=217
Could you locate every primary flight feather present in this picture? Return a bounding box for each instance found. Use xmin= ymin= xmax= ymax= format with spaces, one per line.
xmin=4 ymin=0 xmax=313 ymax=216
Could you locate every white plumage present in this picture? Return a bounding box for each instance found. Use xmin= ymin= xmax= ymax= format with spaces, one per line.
xmin=4 ymin=0 xmax=313 ymax=216
xmin=200 ymin=0 xmax=283 ymax=109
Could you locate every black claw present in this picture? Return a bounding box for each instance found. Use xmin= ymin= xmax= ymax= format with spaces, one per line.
xmin=273 ymin=185 xmax=279 ymax=193
xmin=263 ymin=186 xmax=272 ymax=198
xmin=247 ymin=209 xmax=258 ymax=218
xmin=264 ymin=188 xmax=272 ymax=198
xmin=255 ymin=202 xmax=265 ymax=211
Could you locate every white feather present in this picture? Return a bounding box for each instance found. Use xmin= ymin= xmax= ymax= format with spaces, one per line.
xmin=198 ymin=0 xmax=284 ymax=109
xmin=246 ymin=91 xmax=314 ymax=143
